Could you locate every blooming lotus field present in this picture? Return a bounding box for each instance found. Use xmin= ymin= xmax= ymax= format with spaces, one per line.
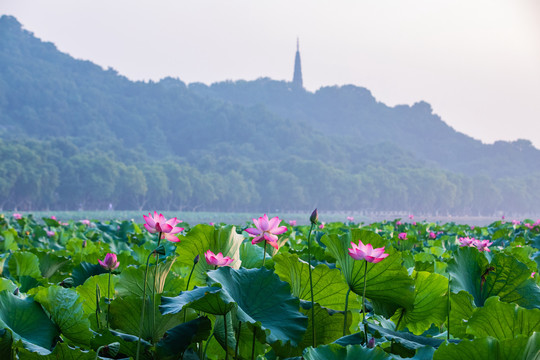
xmin=0 ymin=212 xmax=539 ymax=360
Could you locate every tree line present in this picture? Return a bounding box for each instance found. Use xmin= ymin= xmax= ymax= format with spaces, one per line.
xmin=2 ymin=139 xmax=539 ymax=215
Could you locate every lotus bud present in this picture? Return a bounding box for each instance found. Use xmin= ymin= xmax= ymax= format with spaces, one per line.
xmin=310 ymin=208 xmax=319 ymax=225
xmin=367 ymin=336 xmax=375 ymax=348
xmin=194 ymin=254 xmax=200 ymax=265
xmin=13 ymin=288 xmax=19 ymax=296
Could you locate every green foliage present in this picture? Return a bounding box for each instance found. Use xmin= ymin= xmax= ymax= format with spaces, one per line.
xmin=32 ymin=285 xmax=92 ymax=346
xmin=0 ymin=290 xmax=59 ymax=354
xmin=303 ymin=344 xmax=392 ymax=360
xmin=392 ymin=271 xmax=448 ymax=335
xmin=0 ymin=211 xmax=539 ymax=358
xmin=322 ymin=231 xmax=414 ymax=316
xmin=274 ymin=252 xmax=358 ymax=310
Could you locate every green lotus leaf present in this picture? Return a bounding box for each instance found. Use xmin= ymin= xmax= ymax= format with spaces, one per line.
xmin=75 ymin=273 xmax=117 ymax=316
xmin=16 ymin=342 xmax=99 ymax=360
xmin=211 ymin=307 xmax=267 ymax=360
xmin=71 ymin=262 xmax=108 ymax=287
xmin=433 ymin=335 xmax=536 ymax=360
xmin=42 ymin=218 xmax=60 ymax=228
xmin=240 ymin=241 xmax=269 ymax=269
xmin=271 ymin=302 xmax=351 ymax=358
xmin=28 ymin=249 xmax=71 ymax=280
xmin=109 ymin=295 xmax=185 ymax=343
xmin=160 ymin=286 xmax=233 ymax=315
xmin=466 ymin=296 xmax=540 ymax=340
xmin=322 ymin=231 xmax=414 ymax=316
xmin=1 ymin=229 xmax=19 ymax=252
xmin=448 ymin=247 xmax=540 ymax=308
xmin=274 ymin=252 xmax=359 ymax=311
xmin=449 ymin=291 xmax=476 ymax=338
xmin=392 ymin=271 xmax=448 ymax=335
xmin=116 ymin=258 xmax=182 ymax=297
xmin=155 ymin=316 xmax=212 ymax=359
xmin=303 ymin=344 xmax=392 ymax=360
xmin=0 ymin=290 xmax=59 ymax=354
xmin=0 ymin=278 xmax=17 ymax=293
xmin=175 ymin=224 xmax=244 ymax=287
xmin=91 ymin=328 xmax=152 ymax=360
xmin=0 ymin=328 xmax=14 ymax=360
xmin=335 ymin=323 xmax=458 ymax=350
xmin=208 ymin=267 xmax=308 ymax=346
xmin=65 ymin=238 xmax=100 ymax=264
xmin=7 ymin=251 xmax=41 ymax=279
xmin=32 ymin=285 xmax=92 ymax=346
xmin=523 ymin=332 xmax=540 ymax=360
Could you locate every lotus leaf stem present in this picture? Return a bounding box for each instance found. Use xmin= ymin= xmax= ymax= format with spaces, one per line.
xmin=224 ymin=312 xmax=229 ymax=360
xmin=251 ymin=327 xmax=257 ymax=360
xmin=235 ymin=321 xmax=242 ymax=360
xmin=343 ymin=287 xmax=351 ymax=337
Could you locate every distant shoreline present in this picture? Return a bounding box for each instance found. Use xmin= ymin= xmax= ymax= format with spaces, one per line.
xmin=4 ymin=210 xmax=539 ymax=227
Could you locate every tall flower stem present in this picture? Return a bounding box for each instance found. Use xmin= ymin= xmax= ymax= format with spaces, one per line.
xmin=183 ymin=256 xmax=198 ymax=323
xmin=362 ymin=260 xmax=369 ymax=343
xmin=306 ymin=222 xmax=316 ymax=347
xmin=152 ymin=234 xmax=162 ymax=342
xmin=235 ymin=321 xmax=242 ymax=360
xmin=251 ymin=327 xmax=257 ymax=360
xmin=136 ymin=250 xmax=154 ymax=360
xmin=343 ymin=288 xmax=351 ymax=337
xmin=447 ymin=274 xmax=451 ymax=341
xmin=262 ymin=242 xmax=267 ymax=267
xmin=106 ymin=270 xmax=111 ymax=329
xmin=203 ymin=333 xmax=215 ymax=360
xmin=224 ymin=312 xmax=229 ymax=360
xmin=136 ymin=231 xmax=161 ymax=360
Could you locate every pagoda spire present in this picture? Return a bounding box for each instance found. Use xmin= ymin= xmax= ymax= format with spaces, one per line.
xmin=292 ymin=37 xmax=303 ymax=90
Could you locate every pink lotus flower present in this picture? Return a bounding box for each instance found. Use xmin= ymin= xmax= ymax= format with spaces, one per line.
xmin=289 ymin=220 xmax=297 ymax=226
xmin=205 ymin=250 xmax=233 ymax=267
xmin=348 ymin=240 xmax=389 ymax=263
xmin=319 ymin=223 xmax=325 ymax=229
xmin=532 ymin=272 xmax=536 ymax=278
xmin=409 ymin=214 xmax=414 ymax=220
xmin=347 ymin=216 xmax=354 ymax=222
xmin=80 ymin=219 xmax=91 ymax=226
xmin=46 ymin=230 xmax=55 ymax=237
xmin=209 ymin=222 xmax=215 ymax=226
xmin=13 ymin=213 xmax=22 ymax=220
xmin=512 ymin=220 xmax=521 ymax=226
xmin=51 ymin=215 xmax=57 ymax=220
xmin=98 ymin=253 xmax=120 ymax=270
xmin=475 ymin=239 xmax=493 ymax=252
xmin=396 ymin=221 xmax=402 ymax=226
xmin=429 ymin=232 xmax=436 ymax=239
xmin=458 ymin=237 xmax=475 ymax=247
xmin=398 ymin=232 xmax=407 ymax=240
xmin=143 ymin=212 xmax=184 ymax=242
xmin=245 ymin=214 xmax=287 ymax=250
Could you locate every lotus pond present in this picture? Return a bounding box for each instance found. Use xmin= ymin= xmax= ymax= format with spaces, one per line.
xmin=0 ymin=213 xmax=539 ymax=359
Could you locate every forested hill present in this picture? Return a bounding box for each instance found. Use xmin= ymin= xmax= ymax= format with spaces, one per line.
xmin=1 ymin=15 xmax=539 ymax=215
xmin=189 ymin=80 xmax=540 ymax=177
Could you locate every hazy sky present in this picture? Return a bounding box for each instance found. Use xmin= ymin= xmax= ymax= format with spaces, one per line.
xmin=2 ymin=0 xmax=539 ymax=148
